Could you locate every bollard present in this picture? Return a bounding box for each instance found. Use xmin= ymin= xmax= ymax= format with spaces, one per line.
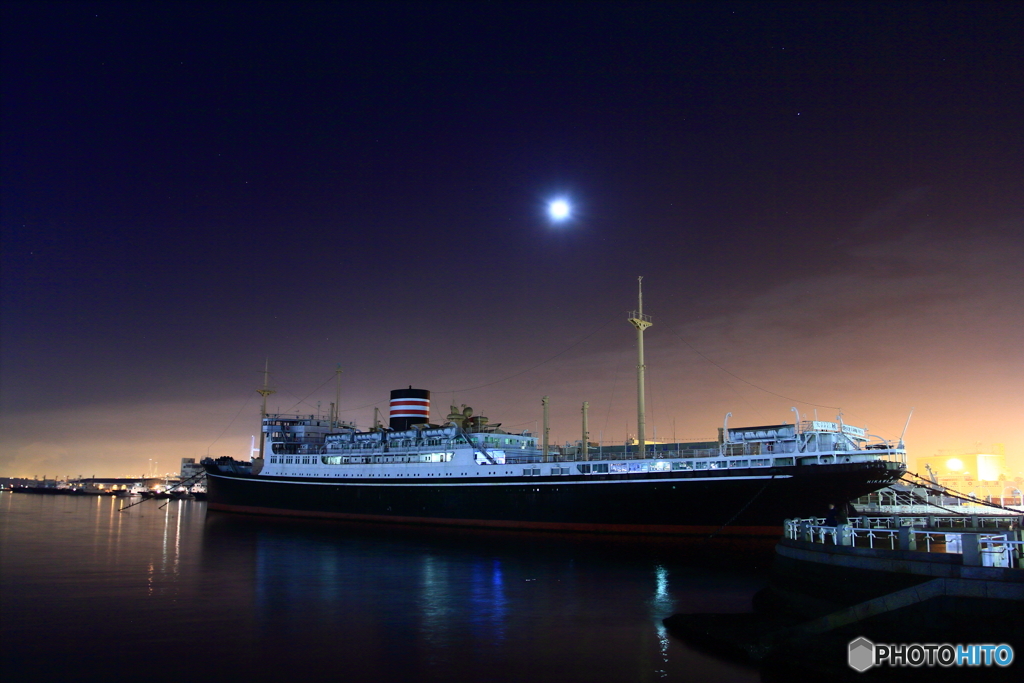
xmin=838 ymin=523 xmax=853 ymax=546
xmin=899 ymin=526 xmax=917 ymax=551
xmin=961 ymin=533 xmax=981 ymax=566
xmin=800 ymin=520 xmax=812 ymax=543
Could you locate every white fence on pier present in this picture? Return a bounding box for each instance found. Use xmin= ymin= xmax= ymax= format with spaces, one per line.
xmin=784 ymin=517 xmax=1024 ymax=569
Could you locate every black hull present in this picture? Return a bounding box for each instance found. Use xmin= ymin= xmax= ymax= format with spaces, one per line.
xmin=204 ymin=461 xmax=904 ymax=537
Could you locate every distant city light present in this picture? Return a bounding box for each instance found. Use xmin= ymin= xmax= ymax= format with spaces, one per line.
xmin=548 ymin=199 xmax=571 ymax=222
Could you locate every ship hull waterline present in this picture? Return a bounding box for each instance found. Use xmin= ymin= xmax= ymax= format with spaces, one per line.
xmin=204 ymin=461 xmax=903 ymax=538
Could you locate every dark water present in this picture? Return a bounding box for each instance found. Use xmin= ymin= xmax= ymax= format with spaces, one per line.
xmin=1 ymin=492 xmax=774 ymax=682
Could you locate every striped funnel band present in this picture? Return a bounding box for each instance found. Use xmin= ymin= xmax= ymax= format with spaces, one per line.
xmin=390 ymin=397 xmax=430 ymax=419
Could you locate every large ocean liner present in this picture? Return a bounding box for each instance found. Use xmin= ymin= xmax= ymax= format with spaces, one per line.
xmin=204 ymin=282 xmax=906 ymax=535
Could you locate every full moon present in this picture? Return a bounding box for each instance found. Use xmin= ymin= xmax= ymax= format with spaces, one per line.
xmin=548 ymin=199 xmax=571 ymax=221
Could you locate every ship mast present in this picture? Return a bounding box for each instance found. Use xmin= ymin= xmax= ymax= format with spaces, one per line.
xmin=628 ymin=277 xmax=652 ymax=458
xmin=332 ymin=364 xmax=343 ymax=431
xmin=582 ymin=401 xmax=589 ymax=462
xmin=542 ymin=396 xmax=550 ymax=464
xmin=256 ymin=359 xmax=275 ymax=460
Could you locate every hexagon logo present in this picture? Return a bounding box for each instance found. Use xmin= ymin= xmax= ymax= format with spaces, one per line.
xmin=848 ymin=637 xmax=875 ymax=672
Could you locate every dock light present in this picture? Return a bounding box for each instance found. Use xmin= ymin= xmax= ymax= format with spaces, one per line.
xmin=548 ymin=199 xmax=571 ymax=222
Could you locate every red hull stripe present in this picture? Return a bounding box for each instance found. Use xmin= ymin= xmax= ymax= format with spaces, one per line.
xmin=207 ymin=502 xmax=781 ymax=537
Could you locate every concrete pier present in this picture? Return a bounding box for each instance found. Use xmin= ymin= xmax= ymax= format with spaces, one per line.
xmin=663 ymin=515 xmax=1023 ymax=679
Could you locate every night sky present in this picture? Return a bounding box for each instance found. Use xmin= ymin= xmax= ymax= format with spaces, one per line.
xmin=2 ymin=1 xmax=1022 ymax=479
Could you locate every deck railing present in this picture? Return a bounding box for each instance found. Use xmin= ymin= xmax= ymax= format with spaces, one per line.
xmin=783 ymin=517 xmax=1024 ymax=568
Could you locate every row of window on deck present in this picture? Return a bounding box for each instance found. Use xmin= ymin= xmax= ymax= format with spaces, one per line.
xmin=266 ymin=456 xmax=805 ymax=469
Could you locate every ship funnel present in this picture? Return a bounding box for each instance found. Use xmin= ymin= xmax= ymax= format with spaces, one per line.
xmin=390 ymin=387 xmax=430 ymax=430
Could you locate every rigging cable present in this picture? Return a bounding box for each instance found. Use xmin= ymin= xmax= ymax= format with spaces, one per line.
xmin=333 ymin=312 xmax=622 ymax=416
xmin=282 ymin=372 xmax=340 ymax=414
xmin=670 ymin=329 xmax=841 ymax=410
xmin=206 ymin=389 xmax=256 ymax=452
xmin=602 ymin=344 xmax=629 ymax=444
xmin=438 ymin=312 xmax=620 ymax=394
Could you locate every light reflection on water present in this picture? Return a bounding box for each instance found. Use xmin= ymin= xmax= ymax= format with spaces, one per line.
xmin=653 ymin=565 xmax=672 ymax=677
xmin=1 ymin=493 xmax=768 ymax=683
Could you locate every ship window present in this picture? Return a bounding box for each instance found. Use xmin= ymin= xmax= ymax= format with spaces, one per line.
xmin=270 ymin=457 xmax=277 ymax=464
xmin=592 ymin=464 xmax=609 ymax=473
xmin=729 ymin=460 xmax=748 ymax=468
xmin=577 ymin=464 xmax=592 ymax=474
xmin=672 ymin=461 xmax=693 ymax=471
xmin=694 ymin=461 xmax=709 ymax=470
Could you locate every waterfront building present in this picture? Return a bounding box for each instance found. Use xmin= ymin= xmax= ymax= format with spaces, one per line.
xmin=915 ymin=447 xmax=1022 ymax=505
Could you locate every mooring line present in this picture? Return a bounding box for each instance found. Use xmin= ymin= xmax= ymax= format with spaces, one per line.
xmin=118 ymin=470 xmax=207 ymax=512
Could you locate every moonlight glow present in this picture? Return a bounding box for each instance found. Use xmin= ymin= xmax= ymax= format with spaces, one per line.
xmin=548 ymin=199 xmax=571 ymax=221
